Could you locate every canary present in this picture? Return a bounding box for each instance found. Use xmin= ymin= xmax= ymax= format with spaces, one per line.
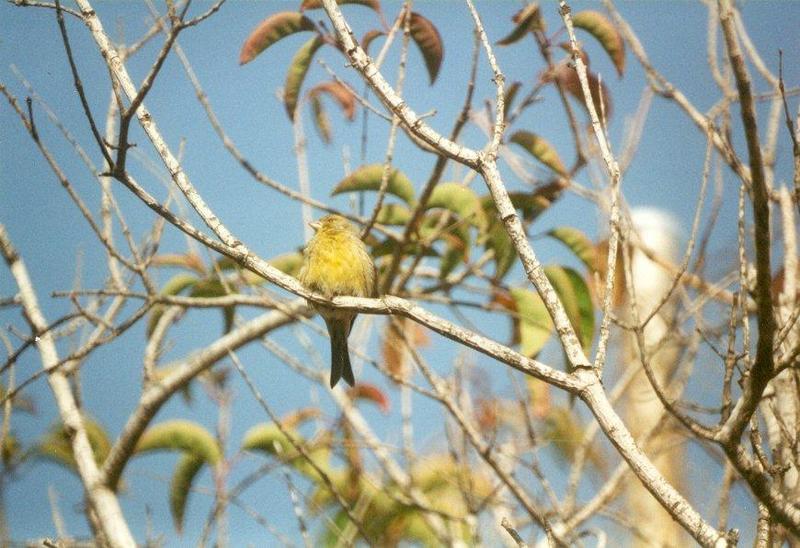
xmin=299 ymin=214 xmax=376 ymax=387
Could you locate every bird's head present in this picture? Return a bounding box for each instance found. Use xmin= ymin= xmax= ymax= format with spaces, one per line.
xmin=310 ymin=214 xmax=356 ymax=235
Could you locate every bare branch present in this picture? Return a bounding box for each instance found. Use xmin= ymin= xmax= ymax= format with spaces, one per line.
xmin=0 ymin=223 xmax=136 ymax=547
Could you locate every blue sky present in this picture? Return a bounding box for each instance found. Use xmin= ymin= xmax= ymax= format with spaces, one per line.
xmin=1 ymin=1 xmax=799 ymax=545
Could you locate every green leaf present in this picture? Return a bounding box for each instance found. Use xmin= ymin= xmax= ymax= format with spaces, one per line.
xmin=371 ymin=238 xmax=439 ymax=259
xmin=159 ymin=273 xmax=200 ymax=296
xmin=510 ymin=287 xmax=553 ymax=357
xmin=242 ymin=423 xmax=295 ymax=455
xmin=135 ymin=420 xmax=221 ymax=466
xmin=216 ymin=253 xmax=302 ymax=285
xmin=503 ymin=81 xmax=522 ymax=119
xmin=419 ymin=212 xmax=471 ymax=271
xmin=151 ymin=365 xmax=195 ymax=405
xmin=223 ymin=305 xmax=235 ymax=334
xmin=509 ymin=131 xmax=567 ymax=176
xmin=0 ymin=383 xmax=35 ymax=414
xmin=544 ymin=265 xmax=594 ymax=353
xmin=544 ymin=406 xmax=606 ymax=470
xmin=544 ymin=406 xmax=580 ymax=461
xmin=375 ymin=203 xmax=412 ymax=225
xmin=427 ymin=183 xmax=487 ymax=231
xmin=481 ymin=188 xmax=563 ymax=281
xmin=572 ymin=10 xmax=625 ymax=77
xmin=239 ymin=12 xmax=316 ymax=65
xmin=37 ymin=416 xmax=111 ymax=471
xmin=214 ymin=257 xmax=239 ymax=271
xmin=321 ymin=510 xmax=360 ymax=546
xmin=170 ymin=454 xmax=205 ymax=534
xmin=564 ymin=268 xmax=594 ymax=353
xmin=147 ymin=273 xmax=199 ymax=339
xmin=284 ymin=35 xmax=325 ymax=119
xmin=332 ymin=164 xmax=416 ymax=205
xmin=497 ymin=3 xmax=543 ymax=46
xmin=439 ymin=241 xmax=464 ymax=279
xmin=406 ymin=12 xmax=443 ymax=84
xmin=481 ymin=190 xmax=556 ymax=224
xmin=189 ymin=279 xmax=236 ymax=334
xmin=242 ymin=424 xmax=331 ymax=481
xmin=485 ymin=221 xmax=516 ymax=280
xmin=510 ymin=190 xmax=557 ymax=221
xmin=223 ymin=252 xmax=299 ymax=280
xmin=190 ymin=278 xmax=229 ymax=298
xmin=268 ymin=251 xmax=304 ymax=278
xmin=547 ymin=226 xmax=596 ymax=270
xmin=1 ymin=433 xmax=22 ymax=468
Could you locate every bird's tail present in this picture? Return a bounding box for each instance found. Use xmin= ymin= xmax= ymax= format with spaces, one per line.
xmin=325 ymin=317 xmax=355 ymax=388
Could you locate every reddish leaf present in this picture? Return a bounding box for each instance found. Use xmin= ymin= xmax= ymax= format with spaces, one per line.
xmin=558 ymin=41 xmax=591 ymax=69
xmin=591 ymin=238 xmax=626 ymax=307
xmin=571 ymin=10 xmax=625 ymax=77
xmin=546 ymin=64 xmax=612 ymax=120
xmin=381 ymin=317 xmax=431 ymax=382
xmin=151 ymin=253 xmax=206 ymax=275
xmin=382 ymin=318 xmax=415 ymax=380
xmin=405 ymin=12 xmax=443 ymax=84
xmin=280 ymin=408 xmax=322 ymax=429
xmin=239 ymin=12 xmax=316 ymax=65
xmin=347 ymin=383 xmax=390 ymax=413
xmin=490 ymin=289 xmax=513 ymax=312
xmin=772 ymin=265 xmax=800 ymax=300
xmin=284 ymin=35 xmax=325 ymax=119
xmin=527 ymin=378 xmax=551 ymax=419
xmin=309 ymin=81 xmax=356 ymax=120
xmin=497 ymin=3 xmax=543 ymax=46
xmin=361 ymin=29 xmax=385 ymax=55
xmin=476 ymin=399 xmax=499 ymax=430
xmin=300 ymin=0 xmax=381 ymax=12
xmin=381 ymin=320 xmax=407 ymax=380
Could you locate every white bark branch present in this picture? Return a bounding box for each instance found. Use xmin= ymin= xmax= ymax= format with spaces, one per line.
xmin=0 ymin=223 xmax=136 ymax=548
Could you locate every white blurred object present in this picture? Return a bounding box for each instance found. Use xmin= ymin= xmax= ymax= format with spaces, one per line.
xmin=625 ymin=206 xmax=687 ymax=547
xmin=629 ymin=207 xmax=680 ymax=304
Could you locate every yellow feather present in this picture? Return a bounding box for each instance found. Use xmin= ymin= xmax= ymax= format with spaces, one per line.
xmin=299 ymin=215 xmax=375 ymax=299
xmin=298 ymin=215 xmax=376 ymax=387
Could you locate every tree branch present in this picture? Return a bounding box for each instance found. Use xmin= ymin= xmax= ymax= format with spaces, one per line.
xmin=0 ymin=223 xmax=136 ymax=548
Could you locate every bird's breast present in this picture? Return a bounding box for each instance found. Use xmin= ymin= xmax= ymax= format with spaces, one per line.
xmin=302 ymin=234 xmax=372 ymax=298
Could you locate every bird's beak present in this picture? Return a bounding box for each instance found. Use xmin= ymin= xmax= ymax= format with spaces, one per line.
xmin=309 ymin=220 xmax=322 ymax=232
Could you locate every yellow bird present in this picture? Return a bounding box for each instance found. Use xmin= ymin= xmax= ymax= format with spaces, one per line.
xmin=299 ymin=214 xmax=376 ymax=387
